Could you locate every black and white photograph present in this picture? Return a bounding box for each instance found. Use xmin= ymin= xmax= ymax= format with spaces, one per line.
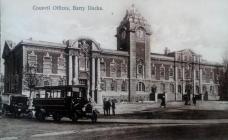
xmin=0 ymin=0 xmax=228 ymax=140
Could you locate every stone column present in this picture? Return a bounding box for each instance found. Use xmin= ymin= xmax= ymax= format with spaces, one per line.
xmin=68 ymin=55 xmax=73 ymax=85
xmin=97 ymin=58 xmax=101 ymax=90
xmin=182 ymin=67 xmax=185 ymax=95
xmin=73 ymin=55 xmax=79 ymax=85
xmin=200 ymin=68 xmax=203 ymax=101
xmin=92 ymin=58 xmax=96 ymax=98
xmin=175 ymin=66 xmax=178 ymax=101
xmin=193 ymin=67 xmax=196 ymax=95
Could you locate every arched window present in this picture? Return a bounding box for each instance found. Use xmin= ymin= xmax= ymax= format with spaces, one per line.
xmin=210 ymin=86 xmax=214 ymax=94
xmin=121 ymin=81 xmax=126 ymax=91
xmin=138 ymin=65 xmax=143 ymax=74
xmin=136 ymin=28 xmax=145 ymax=39
xmin=111 ymin=81 xmax=116 ymax=91
xmin=137 ymin=82 xmax=145 ymax=91
xmin=178 ymin=85 xmax=182 ymax=94
xmin=100 ymin=81 xmax=106 ymax=91
xmin=137 ymin=59 xmax=144 ymax=78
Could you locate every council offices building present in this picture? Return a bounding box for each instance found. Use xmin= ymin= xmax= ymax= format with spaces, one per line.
xmin=2 ymin=7 xmax=224 ymax=104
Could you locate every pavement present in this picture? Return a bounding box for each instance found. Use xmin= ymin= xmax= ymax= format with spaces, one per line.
xmin=95 ymin=100 xmax=228 ymax=115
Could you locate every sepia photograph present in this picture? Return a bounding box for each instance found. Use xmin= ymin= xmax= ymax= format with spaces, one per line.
xmin=0 ymin=0 xmax=228 ymax=140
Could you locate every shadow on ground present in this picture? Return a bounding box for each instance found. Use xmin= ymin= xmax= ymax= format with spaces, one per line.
xmin=99 ymin=109 xmax=228 ymax=120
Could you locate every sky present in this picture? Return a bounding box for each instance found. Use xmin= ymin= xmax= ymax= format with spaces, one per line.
xmin=1 ymin=0 xmax=228 ymax=72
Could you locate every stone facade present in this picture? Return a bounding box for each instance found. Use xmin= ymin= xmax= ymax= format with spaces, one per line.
xmin=2 ymin=6 xmax=224 ymax=104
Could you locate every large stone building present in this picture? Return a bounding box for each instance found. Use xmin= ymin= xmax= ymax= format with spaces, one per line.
xmin=2 ymin=6 xmax=224 ymax=104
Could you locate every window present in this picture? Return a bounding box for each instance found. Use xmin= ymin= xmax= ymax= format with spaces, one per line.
xmin=196 ymin=86 xmax=200 ymax=94
xmin=151 ymin=65 xmax=156 ymax=75
xmin=28 ymin=51 xmax=37 ymax=67
xmin=196 ymin=70 xmax=199 ymax=80
xmin=210 ymin=86 xmax=214 ymax=94
xmin=160 ymin=67 xmax=165 ymax=78
xmin=169 ymin=68 xmax=174 ymax=77
xmin=121 ymin=81 xmax=126 ymax=91
xmin=170 ymin=84 xmax=174 ymax=93
xmin=178 ymin=85 xmax=182 ymax=93
xmin=178 ymin=68 xmax=182 ymax=79
xmin=117 ymin=69 xmax=121 ymax=77
xmin=44 ymin=80 xmax=49 ymax=86
xmin=137 ymin=59 xmax=144 ymax=78
xmin=138 ymin=65 xmax=143 ymax=74
xmin=184 ymin=56 xmax=187 ymax=61
xmin=185 ymin=68 xmax=190 ymax=79
xmin=137 ymin=82 xmax=145 ymax=91
xmin=43 ymin=53 xmax=52 ymax=73
xmin=136 ymin=28 xmax=145 ymax=39
xmin=111 ymin=81 xmax=116 ymax=91
xmin=100 ymin=81 xmax=106 ymax=91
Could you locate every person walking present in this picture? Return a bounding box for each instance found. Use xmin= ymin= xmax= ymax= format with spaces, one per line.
xmin=160 ymin=92 xmax=166 ymax=108
xmin=111 ymin=99 xmax=116 ymax=116
xmin=106 ymin=99 xmax=111 ymax=116
xmin=193 ymin=95 xmax=196 ymax=106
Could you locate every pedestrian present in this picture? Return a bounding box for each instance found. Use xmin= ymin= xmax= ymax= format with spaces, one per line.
xmin=193 ymin=95 xmax=196 ymax=106
xmin=160 ymin=92 xmax=166 ymax=108
xmin=111 ymin=99 xmax=116 ymax=116
xmin=103 ymin=98 xmax=106 ymax=116
xmin=106 ymin=99 xmax=111 ymax=116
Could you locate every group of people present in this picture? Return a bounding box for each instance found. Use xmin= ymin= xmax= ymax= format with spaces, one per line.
xmin=184 ymin=95 xmax=197 ymax=106
xmin=103 ymin=98 xmax=116 ymax=116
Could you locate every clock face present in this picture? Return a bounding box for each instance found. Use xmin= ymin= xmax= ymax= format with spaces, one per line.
xmin=121 ymin=30 xmax=126 ymax=40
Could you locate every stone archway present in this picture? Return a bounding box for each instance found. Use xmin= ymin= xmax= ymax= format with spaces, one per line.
xmin=66 ymin=38 xmax=102 ymax=103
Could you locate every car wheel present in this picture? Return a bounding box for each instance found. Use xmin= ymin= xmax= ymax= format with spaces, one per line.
xmin=36 ymin=111 xmax=45 ymax=121
xmin=53 ymin=112 xmax=61 ymax=122
xmin=91 ymin=112 xmax=97 ymax=123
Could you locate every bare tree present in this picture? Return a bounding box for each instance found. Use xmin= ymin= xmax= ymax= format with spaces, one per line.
xmin=23 ymin=64 xmax=39 ymax=98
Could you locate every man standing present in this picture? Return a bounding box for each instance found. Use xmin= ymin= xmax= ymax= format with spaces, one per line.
xmin=106 ymin=99 xmax=111 ymax=116
xmin=103 ymin=98 xmax=106 ymax=116
xmin=111 ymin=99 xmax=116 ymax=116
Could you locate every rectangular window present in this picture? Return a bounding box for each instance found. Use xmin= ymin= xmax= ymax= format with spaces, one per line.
xmin=169 ymin=68 xmax=174 ymax=77
xmin=160 ymin=67 xmax=165 ymax=78
xmin=151 ymin=66 xmax=156 ymax=75
xmin=178 ymin=69 xmax=182 ymax=79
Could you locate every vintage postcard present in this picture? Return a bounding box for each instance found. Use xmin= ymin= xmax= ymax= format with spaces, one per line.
xmin=0 ymin=0 xmax=228 ymax=140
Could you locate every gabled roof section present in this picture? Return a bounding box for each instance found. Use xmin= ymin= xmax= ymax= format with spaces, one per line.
xmin=2 ymin=40 xmax=16 ymax=59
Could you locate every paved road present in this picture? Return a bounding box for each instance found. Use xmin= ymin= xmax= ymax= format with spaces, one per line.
xmin=1 ymin=101 xmax=228 ymax=140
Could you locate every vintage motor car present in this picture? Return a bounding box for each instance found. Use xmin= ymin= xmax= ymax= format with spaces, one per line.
xmin=1 ymin=94 xmax=31 ymax=118
xmin=33 ymin=85 xmax=98 ymax=123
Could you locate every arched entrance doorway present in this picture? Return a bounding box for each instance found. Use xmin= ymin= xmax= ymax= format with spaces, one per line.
xmin=183 ymin=84 xmax=192 ymax=105
xmin=150 ymin=85 xmax=157 ymax=101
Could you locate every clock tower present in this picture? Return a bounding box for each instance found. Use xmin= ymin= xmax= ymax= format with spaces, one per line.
xmin=116 ymin=5 xmax=152 ymax=102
